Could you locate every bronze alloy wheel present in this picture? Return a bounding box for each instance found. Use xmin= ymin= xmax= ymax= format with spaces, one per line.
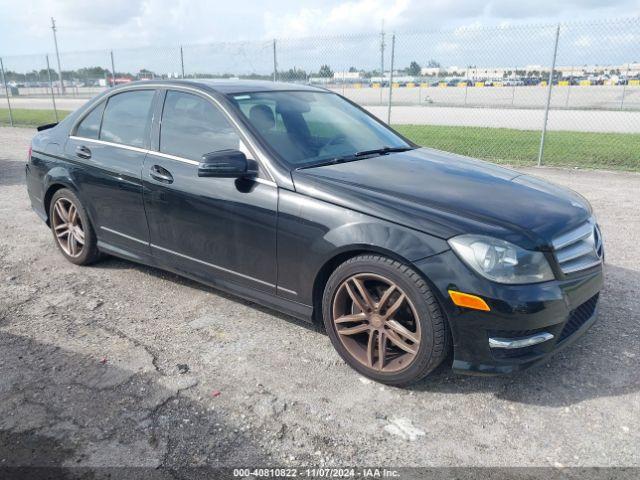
xmin=332 ymin=273 xmax=421 ymax=373
xmin=51 ymin=197 xmax=85 ymax=258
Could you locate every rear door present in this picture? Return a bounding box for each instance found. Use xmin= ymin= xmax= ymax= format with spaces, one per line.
xmin=65 ymin=89 xmax=157 ymax=258
xmin=142 ymin=89 xmax=278 ymax=293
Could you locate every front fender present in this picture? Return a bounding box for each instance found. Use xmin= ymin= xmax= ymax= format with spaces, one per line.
xmin=276 ymin=189 xmax=449 ymax=306
xmin=317 ymin=221 xmax=447 ymax=264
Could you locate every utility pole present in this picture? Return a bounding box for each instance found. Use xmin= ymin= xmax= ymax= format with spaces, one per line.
xmin=0 ymin=57 xmax=14 ymax=126
xmin=387 ymin=33 xmax=395 ymax=124
xmin=46 ymin=55 xmax=59 ymax=122
xmin=180 ymin=46 xmax=185 ymax=78
xmin=110 ymin=51 xmax=116 ymax=87
xmin=50 ymin=17 xmax=65 ymax=94
xmin=273 ymin=39 xmax=278 ymax=82
xmin=379 ymin=20 xmax=385 ymax=104
xmin=537 ymin=24 xmax=560 ymax=167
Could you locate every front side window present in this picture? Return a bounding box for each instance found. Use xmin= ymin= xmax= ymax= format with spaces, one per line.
xmin=75 ymin=101 xmax=105 ymax=139
xmin=100 ymin=90 xmax=155 ymax=148
xmin=232 ymin=91 xmax=411 ymax=167
xmin=160 ymin=90 xmax=241 ymax=161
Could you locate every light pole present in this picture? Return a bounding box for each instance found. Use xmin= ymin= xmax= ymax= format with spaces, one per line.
xmin=51 ymin=17 xmax=65 ymax=94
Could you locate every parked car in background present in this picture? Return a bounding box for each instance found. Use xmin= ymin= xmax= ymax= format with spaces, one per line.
xmin=26 ymin=80 xmax=604 ymax=385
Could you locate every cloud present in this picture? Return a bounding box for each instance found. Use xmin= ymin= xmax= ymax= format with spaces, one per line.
xmin=263 ymin=0 xmax=411 ymax=38
xmin=1 ymin=0 xmax=639 ymax=57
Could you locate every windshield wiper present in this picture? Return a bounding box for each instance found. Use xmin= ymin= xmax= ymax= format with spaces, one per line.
xmin=354 ymin=146 xmax=415 ymax=157
xmin=298 ymin=146 xmax=415 ymax=170
xmin=297 ymin=155 xmax=360 ymax=169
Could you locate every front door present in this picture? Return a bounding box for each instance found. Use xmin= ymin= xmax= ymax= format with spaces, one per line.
xmin=142 ymin=89 xmax=278 ymax=293
xmin=65 ymin=89 xmax=157 ymax=258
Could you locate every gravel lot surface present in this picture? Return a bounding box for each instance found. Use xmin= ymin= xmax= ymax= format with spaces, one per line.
xmin=0 ymin=127 xmax=639 ymax=471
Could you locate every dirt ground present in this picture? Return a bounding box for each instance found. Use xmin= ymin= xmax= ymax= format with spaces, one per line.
xmin=0 ymin=126 xmax=639 ymax=473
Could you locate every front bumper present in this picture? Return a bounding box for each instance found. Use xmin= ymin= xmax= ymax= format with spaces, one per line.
xmin=414 ymin=250 xmax=604 ymax=375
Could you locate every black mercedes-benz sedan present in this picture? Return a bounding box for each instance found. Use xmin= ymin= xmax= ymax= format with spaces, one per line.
xmin=25 ymin=80 xmax=604 ymax=385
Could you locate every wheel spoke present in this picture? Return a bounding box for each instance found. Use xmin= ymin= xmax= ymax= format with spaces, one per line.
xmin=377 ymin=284 xmax=397 ymax=310
xmin=366 ymin=330 xmax=375 ymax=368
xmin=74 ymin=230 xmax=85 ymax=246
xmin=377 ymin=331 xmax=386 ymax=370
xmin=345 ymin=281 xmax=368 ymax=313
xmin=334 ymin=312 xmax=367 ymax=324
xmin=352 ymin=277 xmax=375 ymax=311
xmin=54 ymin=201 xmax=69 ymax=222
xmin=382 ymin=293 xmax=406 ymax=320
xmin=56 ymin=228 xmax=70 ymax=239
xmin=386 ymin=319 xmax=420 ymax=345
xmin=54 ymin=222 xmax=68 ymax=231
xmin=68 ymin=205 xmax=77 ymax=225
xmin=337 ymin=323 xmax=370 ymax=336
xmin=386 ymin=329 xmax=418 ymax=355
xmin=68 ymin=233 xmax=77 ymax=256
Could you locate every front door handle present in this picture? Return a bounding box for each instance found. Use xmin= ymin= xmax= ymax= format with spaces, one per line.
xmin=75 ymin=145 xmax=92 ymax=159
xmin=150 ymin=165 xmax=174 ymax=184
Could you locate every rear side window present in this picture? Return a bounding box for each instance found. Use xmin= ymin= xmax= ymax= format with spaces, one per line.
xmin=76 ymin=102 xmax=105 ymax=139
xmin=160 ymin=90 xmax=240 ymax=161
xmin=100 ymin=90 xmax=155 ymax=148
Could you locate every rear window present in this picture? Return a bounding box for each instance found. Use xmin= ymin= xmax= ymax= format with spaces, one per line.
xmin=75 ymin=101 xmax=105 ymax=139
xmin=100 ymin=90 xmax=155 ymax=148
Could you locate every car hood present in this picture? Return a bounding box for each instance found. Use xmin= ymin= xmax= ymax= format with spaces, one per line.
xmin=291 ymin=148 xmax=592 ymax=250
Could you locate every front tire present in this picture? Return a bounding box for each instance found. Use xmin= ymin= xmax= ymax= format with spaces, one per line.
xmin=49 ymin=188 xmax=100 ymax=266
xmin=322 ymin=254 xmax=449 ymax=386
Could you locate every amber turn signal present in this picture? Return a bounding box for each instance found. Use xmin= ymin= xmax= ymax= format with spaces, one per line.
xmin=448 ymin=290 xmax=491 ymax=311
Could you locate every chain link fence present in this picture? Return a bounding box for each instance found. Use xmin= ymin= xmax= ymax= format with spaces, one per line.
xmin=1 ymin=17 xmax=639 ymax=170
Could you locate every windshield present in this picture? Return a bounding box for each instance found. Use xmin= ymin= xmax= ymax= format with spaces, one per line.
xmin=231 ymin=91 xmax=412 ymax=168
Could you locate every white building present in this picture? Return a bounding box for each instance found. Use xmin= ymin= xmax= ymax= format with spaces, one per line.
xmin=332 ymin=71 xmax=362 ymax=80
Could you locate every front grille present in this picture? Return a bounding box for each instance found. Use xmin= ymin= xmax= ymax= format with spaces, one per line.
xmin=559 ymin=294 xmax=599 ymax=342
xmin=552 ymin=219 xmax=603 ymax=275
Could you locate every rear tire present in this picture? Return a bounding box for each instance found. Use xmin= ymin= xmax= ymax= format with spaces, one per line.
xmin=322 ymin=254 xmax=449 ymax=386
xmin=49 ymin=188 xmax=101 ymax=266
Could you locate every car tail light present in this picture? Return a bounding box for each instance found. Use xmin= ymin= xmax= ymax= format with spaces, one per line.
xmin=27 ymin=146 xmax=32 ymax=162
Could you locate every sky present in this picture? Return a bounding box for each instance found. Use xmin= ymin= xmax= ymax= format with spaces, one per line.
xmin=0 ymin=0 xmax=639 ymax=74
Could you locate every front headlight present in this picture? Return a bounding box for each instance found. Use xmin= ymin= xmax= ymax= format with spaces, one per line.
xmin=448 ymin=234 xmax=554 ymax=284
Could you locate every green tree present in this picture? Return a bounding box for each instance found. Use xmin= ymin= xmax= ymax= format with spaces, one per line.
xmin=407 ymin=61 xmax=421 ymax=76
xmin=318 ymin=64 xmax=333 ymax=78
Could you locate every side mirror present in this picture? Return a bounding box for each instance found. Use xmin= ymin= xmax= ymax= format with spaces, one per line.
xmin=198 ymin=149 xmax=257 ymax=178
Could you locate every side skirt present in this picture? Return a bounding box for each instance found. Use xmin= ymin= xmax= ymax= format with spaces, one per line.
xmin=97 ymin=240 xmax=314 ymax=323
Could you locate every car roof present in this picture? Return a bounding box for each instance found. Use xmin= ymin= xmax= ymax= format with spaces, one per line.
xmin=119 ymin=79 xmax=328 ymax=95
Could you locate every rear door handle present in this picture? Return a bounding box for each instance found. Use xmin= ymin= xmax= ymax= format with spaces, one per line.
xmin=149 ymin=165 xmax=174 ymax=184
xmin=75 ymin=145 xmax=91 ymax=159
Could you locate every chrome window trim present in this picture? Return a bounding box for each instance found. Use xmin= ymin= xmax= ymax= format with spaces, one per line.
xmin=69 ymin=136 xmax=149 ymax=154
xmin=156 ymin=85 xmax=276 ymax=182
xmin=147 ymin=150 xmax=199 ymax=166
xmin=68 ymin=136 xmax=278 ymax=188
xmin=150 ymin=243 xmax=275 ymax=288
xmin=69 ymin=83 xmax=277 ymax=183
